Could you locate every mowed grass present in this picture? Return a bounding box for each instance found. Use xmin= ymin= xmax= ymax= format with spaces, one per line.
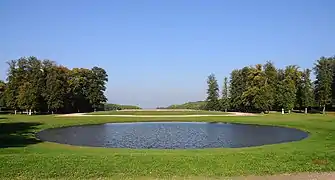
xmin=0 ymin=113 xmax=335 ymax=179
xmin=89 ymin=110 xmax=229 ymax=115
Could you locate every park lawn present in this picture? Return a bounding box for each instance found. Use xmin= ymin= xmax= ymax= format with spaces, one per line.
xmin=88 ymin=110 xmax=229 ymax=115
xmin=0 ymin=113 xmax=335 ymax=179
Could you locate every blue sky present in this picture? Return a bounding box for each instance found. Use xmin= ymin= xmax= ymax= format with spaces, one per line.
xmin=1 ymin=0 xmax=334 ymax=108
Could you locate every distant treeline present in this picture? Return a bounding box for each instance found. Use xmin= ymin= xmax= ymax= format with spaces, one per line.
xmin=0 ymin=56 xmax=108 ymax=114
xmin=104 ymin=103 xmax=142 ymax=110
xmin=157 ymin=101 xmax=206 ymax=110
xmin=204 ymin=56 xmax=335 ymax=113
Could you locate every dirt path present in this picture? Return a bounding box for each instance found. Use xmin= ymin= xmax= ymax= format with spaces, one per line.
xmin=57 ymin=112 xmax=257 ymax=117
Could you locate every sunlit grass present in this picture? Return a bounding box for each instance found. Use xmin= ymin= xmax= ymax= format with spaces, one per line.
xmin=0 ymin=113 xmax=334 ymax=179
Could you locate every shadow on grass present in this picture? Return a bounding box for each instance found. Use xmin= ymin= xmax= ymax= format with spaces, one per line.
xmin=0 ymin=122 xmax=42 ymax=148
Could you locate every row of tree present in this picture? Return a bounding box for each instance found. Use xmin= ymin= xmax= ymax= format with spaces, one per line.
xmin=104 ymin=103 xmax=142 ymax=111
xmin=205 ymin=56 xmax=335 ymax=113
xmin=0 ymin=56 xmax=108 ymax=114
xmin=157 ymin=101 xmax=206 ymax=110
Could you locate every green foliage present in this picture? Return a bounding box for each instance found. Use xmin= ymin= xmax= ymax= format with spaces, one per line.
xmin=297 ymin=69 xmax=314 ymax=111
xmin=282 ymin=65 xmax=301 ymax=111
xmin=104 ymin=103 xmax=142 ymax=111
xmin=0 ymin=80 xmax=5 ymax=108
xmin=87 ymin=67 xmax=108 ymax=111
xmin=241 ymin=64 xmax=272 ymax=112
xmin=314 ymin=57 xmax=334 ymax=113
xmin=3 ymin=56 xmax=108 ymax=114
xmin=205 ymin=74 xmax=220 ymax=111
xmin=163 ymin=101 xmax=206 ymax=110
xmin=263 ymin=61 xmax=277 ymax=110
xmin=44 ymin=64 xmax=68 ymax=113
xmin=229 ymin=67 xmax=249 ymax=111
xmin=220 ymin=77 xmax=229 ymax=112
xmin=223 ymin=58 xmax=335 ymax=113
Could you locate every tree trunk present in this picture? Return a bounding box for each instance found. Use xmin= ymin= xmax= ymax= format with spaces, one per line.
xmin=14 ymin=110 xmax=17 ymax=115
xmin=323 ymin=105 xmax=326 ymax=114
xmin=288 ymin=110 xmax=291 ymax=114
xmin=281 ymin=108 xmax=284 ymax=114
xmin=304 ymin=107 xmax=307 ymax=114
xmin=28 ymin=109 xmax=32 ymax=116
xmin=225 ymin=108 xmax=227 ymax=112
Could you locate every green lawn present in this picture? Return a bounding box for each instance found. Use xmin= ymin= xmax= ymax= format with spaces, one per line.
xmin=0 ymin=113 xmax=335 ymax=179
xmin=89 ymin=110 xmax=229 ymax=115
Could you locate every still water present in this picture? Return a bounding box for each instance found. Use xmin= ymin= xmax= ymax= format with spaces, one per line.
xmin=36 ymin=122 xmax=308 ymax=149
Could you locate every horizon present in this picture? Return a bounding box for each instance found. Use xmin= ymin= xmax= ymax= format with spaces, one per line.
xmin=1 ymin=0 xmax=334 ymax=108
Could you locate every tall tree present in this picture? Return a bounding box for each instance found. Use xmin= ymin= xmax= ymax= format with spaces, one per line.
xmin=44 ymin=65 xmax=69 ymax=114
xmin=87 ymin=67 xmax=108 ymax=111
xmin=229 ymin=67 xmax=250 ymax=111
xmin=205 ymin=74 xmax=220 ymax=111
xmin=263 ymin=61 xmax=277 ymax=111
xmin=284 ymin=65 xmax=300 ymax=113
xmin=68 ymin=68 xmax=92 ymax=113
xmin=314 ymin=57 xmax=333 ymax=114
xmin=0 ymin=80 xmax=5 ymax=109
xmin=275 ymin=66 xmax=300 ymax=113
xmin=4 ymin=60 xmax=21 ymax=114
xmin=331 ymin=56 xmax=335 ymax=108
xmin=242 ymin=64 xmax=272 ymax=113
xmin=297 ymin=69 xmax=314 ymax=113
xmin=221 ymin=77 xmax=229 ymax=112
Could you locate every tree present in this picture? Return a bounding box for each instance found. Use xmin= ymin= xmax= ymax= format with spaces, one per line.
xmin=275 ymin=66 xmax=300 ymax=114
xmin=221 ymin=77 xmax=229 ymax=112
xmin=229 ymin=69 xmax=242 ymax=111
xmin=205 ymin=74 xmax=220 ymax=111
xmin=68 ymin=68 xmax=92 ymax=113
xmin=4 ymin=60 xmax=21 ymax=114
xmin=263 ymin=61 xmax=277 ymax=111
xmin=0 ymin=80 xmax=5 ymax=109
xmin=330 ymin=56 xmax=335 ymax=109
xmin=44 ymin=65 xmax=68 ymax=114
xmin=87 ymin=67 xmax=108 ymax=111
xmin=229 ymin=67 xmax=250 ymax=111
xmin=242 ymin=64 xmax=272 ymax=113
xmin=298 ymin=69 xmax=314 ymax=113
xmin=3 ymin=56 xmax=108 ymax=114
xmin=314 ymin=57 xmax=333 ymax=114
xmin=283 ymin=65 xmax=300 ymax=113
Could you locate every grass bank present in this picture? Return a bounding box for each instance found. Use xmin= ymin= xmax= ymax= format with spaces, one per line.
xmin=0 ymin=113 xmax=334 ymax=179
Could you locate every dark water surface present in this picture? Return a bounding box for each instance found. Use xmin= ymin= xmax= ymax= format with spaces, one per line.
xmin=36 ymin=122 xmax=308 ymax=149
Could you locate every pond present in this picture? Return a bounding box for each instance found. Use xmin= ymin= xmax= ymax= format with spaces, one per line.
xmin=36 ymin=122 xmax=308 ymax=149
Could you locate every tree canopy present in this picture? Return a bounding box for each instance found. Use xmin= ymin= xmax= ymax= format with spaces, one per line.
xmin=205 ymin=74 xmax=220 ymax=111
xmin=1 ymin=56 xmax=108 ymax=114
xmin=204 ymin=56 xmax=335 ymax=113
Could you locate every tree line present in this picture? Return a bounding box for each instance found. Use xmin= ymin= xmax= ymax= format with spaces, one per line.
xmin=157 ymin=101 xmax=206 ymax=110
xmin=0 ymin=56 xmax=108 ymax=114
xmin=205 ymin=56 xmax=335 ymax=114
xmin=104 ymin=103 xmax=142 ymax=111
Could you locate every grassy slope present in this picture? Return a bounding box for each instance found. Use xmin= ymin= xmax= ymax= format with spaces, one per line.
xmin=89 ymin=110 xmax=228 ymax=115
xmin=0 ymin=113 xmax=335 ymax=179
